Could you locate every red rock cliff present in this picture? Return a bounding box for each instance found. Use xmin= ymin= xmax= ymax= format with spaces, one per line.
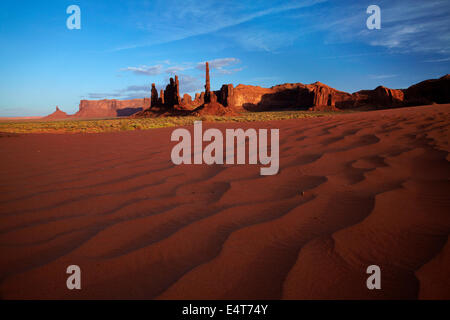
xmin=74 ymin=98 xmax=149 ymax=118
xmin=45 ymin=74 xmax=450 ymax=119
xmin=404 ymin=74 xmax=450 ymax=105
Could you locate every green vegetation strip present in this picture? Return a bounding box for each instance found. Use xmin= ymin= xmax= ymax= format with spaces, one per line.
xmin=0 ymin=111 xmax=339 ymax=134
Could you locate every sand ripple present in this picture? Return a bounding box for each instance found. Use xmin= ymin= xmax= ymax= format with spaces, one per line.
xmin=0 ymin=105 xmax=449 ymax=299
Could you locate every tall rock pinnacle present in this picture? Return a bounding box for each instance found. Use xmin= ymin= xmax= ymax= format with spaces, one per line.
xmin=205 ymin=62 xmax=211 ymax=103
xmin=150 ymin=83 xmax=158 ymax=108
xmin=175 ymin=75 xmax=180 ymax=105
xmin=159 ymin=89 xmax=164 ymax=105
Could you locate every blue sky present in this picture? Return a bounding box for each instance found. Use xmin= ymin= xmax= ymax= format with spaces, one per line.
xmin=0 ymin=0 xmax=449 ymax=116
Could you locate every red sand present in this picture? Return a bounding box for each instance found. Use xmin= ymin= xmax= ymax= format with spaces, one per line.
xmin=0 ymin=104 xmax=449 ymax=299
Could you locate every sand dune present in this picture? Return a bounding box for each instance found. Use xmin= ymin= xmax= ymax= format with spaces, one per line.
xmin=0 ymin=104 xmax=449 ymax=299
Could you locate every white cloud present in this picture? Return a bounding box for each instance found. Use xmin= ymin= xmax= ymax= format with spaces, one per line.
xmin=110 ymin=0 xmax=449 ymax=56
xmin=121 ymin=65 xmax=163 ymax=75
xmin=87 ymin=84 xmax=150 ymax=100
xmin=111 ymin=0 xmax=327 ymax=52
xmin=87 ymin=92 xmax=123 ymax=99
xmin=369 ymin=74 xmax=397 ymax=80
xmin=165 ymin=66 xmax=189 ymax=74
xmin=319 ymin=0 xmax=450 ymax=54
xmin=121 ymin=85 xmax=149 ymax=92
xmin=122 ymin=58 xmax=242 ymax=78
xmin=196 ymin=58 xmax=242 ymax=74
xmin=425 ymin=57 xmax=450 ymax=63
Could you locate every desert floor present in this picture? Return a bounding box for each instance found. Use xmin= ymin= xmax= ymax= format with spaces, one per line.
xmin=0 ymin=104 xmax=449 ymax=299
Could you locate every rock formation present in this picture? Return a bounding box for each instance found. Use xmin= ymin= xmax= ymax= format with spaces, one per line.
xmin=162 ymin=77 xmax=181 ymax=110
xmin=219 ymin=82 xmax=348 ymax=111
xmin=150 ymin=83 xmax=158 ymax=109
xmin=45 ymin=71 xmax=450 ymax=120
xmin=194 ymin=92 xmax=205 ymax=106
xmin=306 ymin=82 xmax=350 ymax=111
xmin=186 ymin=62 xmax=236 ymax=116
xmin=215 ymin=78 xmax=444 ymax=112
xmin=159 ymin=89 xmax=165 ymax=105
xmin=74 ymin=98 xmax=148 ymax=118
xmin=404 ymin=74 xmax=450 ymax=105
xmin=43 ymin=106 xmax=70 ymax=120
xmin=231 ymin=85 xmax=273 ymax=110
xmin=175 ymin=75 xmax=180 ymax=105
xmin=204 ymin=62 xmax=211 ymax=103
xmin=217 ymin=84 xmax=235 ymax=107
xmin=181 ymin=93 xmax=193 ymax=108
xmin=191 ymin=101 xmax=237 ymax=116
xmin=348 ymin=86 xmax=405 ymax=109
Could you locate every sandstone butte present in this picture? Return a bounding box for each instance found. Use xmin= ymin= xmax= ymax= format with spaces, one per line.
xmin=42 ymin=106 xmax=70 ymax=120
xmin=45 ymin=65 xmax=450 ymax=119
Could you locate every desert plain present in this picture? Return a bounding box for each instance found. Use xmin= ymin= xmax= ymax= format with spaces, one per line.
xmin=0 ymin=103 xmax=449 ymax=299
